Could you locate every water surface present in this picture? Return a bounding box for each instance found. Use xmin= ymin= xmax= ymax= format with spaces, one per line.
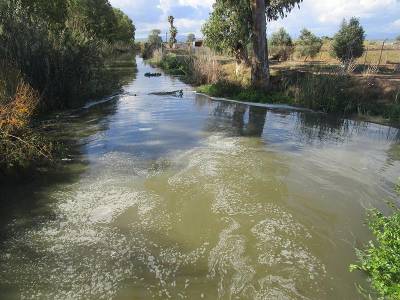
xmin=1 ymin=57 xmax=399 ymax=299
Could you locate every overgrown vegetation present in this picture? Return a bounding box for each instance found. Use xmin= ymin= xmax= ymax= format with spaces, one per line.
xmin=350 ymin=181 xmax=400 ymax=299
xmin=148 ymin=51 xmax=222 ymax=85
xmin=283 ymin=72 xmax=353 ymax=113
xmin=0 ymin=80 xmax=54 ymax=175
xmin=140 ymin=29 xmax=163 ymax=59
xmin=197 ymin=81 xmax=291 ymax=104
xmin=0 ymin=0 xmax=136 ymax=177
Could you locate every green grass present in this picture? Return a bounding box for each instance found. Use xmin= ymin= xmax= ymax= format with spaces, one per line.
xmin=350 ymin=181 xmax=400 ymax=299
xmin=197 ymin=81 xmax=293 ymax=104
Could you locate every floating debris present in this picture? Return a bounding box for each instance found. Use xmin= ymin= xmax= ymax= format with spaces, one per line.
xmin=145 ymin=72 xmax=162 ymax=77
xmin=149 ymin=90 xmax=183 ymax=97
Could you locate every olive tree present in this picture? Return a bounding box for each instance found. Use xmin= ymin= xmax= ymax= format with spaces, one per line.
xmin=331 ymin=17 xmax=365 ymax=63
xmin=269 ymin=27 xmax=293 ymax=61
xmin=296 ymin=29 xmax=322 ymax=61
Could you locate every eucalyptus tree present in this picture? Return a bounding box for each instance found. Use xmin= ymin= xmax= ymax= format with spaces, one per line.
xmin=203 ymin=0 xmax=303 ymax=90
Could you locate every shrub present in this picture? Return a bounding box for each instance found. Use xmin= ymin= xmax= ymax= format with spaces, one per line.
xmin=350 ymin=193 xmax=400 ymax=299
xmin=269 ymin=28 xmax=294 ymax=61
xmin=0 ymin=80 xmax=54 ymax=172
xmin=331 ymin=17 xmax=365 ymax=63
xmin=296 ymin=29 xmax=323 ymax=61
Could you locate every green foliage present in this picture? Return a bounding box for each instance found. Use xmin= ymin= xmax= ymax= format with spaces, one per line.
xmin=350 ymin=202 xmax=400 ymax=299
xmin=220 ymin=0 xmax=303 ymax=22
xmin=203 ymin=0 xmax=303 ymax=67
xmin=269 ymin=27 xmax=293 ymax=61
xmin=0 ymin=0 xmax=136 ymax=175
xmin=150 ymin=54 xmax=187 ymax=76
xmin=296 ymin=28 xmax=323 ymax=60
xmin=264 ymin=0 xmax=304 ymax=21
xmin=202 ymin=0 xmax=251 ymax=63
xmin=281 ymin=71 xmax=358 ymax=113
xmin=197 ymin=81 xmax=292 ymax=104
xmin=0 ymin=0 xmax=136 ymax=108
xmin=112 ymin=8 xmax=136 ymax=43
xmin=148 ymin=29 xmax=163 ymax=48
xmin=396 ymin=35 xmax=400 ymax=42
xmin=68 ymin=0 xmax=116 ymax=42
xmin=141 ymin=29 xmax=163 ymax=59
xmin=331 ymin=17 xmax=365 ymax=62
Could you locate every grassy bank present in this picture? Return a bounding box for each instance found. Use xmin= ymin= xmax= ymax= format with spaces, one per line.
xmin=147 ymin=50 xmax=400 ymax=124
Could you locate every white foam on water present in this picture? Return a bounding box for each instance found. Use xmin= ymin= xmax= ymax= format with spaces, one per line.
xmin=1 ymin=134 xmax=327 ymax=299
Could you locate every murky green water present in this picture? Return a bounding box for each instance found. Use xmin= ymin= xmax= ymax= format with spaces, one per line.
xmin=1 ymin=57 xmax=400 ymax=299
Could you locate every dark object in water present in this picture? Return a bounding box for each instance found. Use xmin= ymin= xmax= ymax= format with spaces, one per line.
xmin=150 ymin=90 xmax=183 ymax=97
xmin=145 ymin=72 xmax=162 ymax=77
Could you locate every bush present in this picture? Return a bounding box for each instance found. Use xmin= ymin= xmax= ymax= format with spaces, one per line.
xmin=0 ymin=80 xmax=54 ymax=173
xmin=331 ymin=17 xmax=365 ymax=63
xmin=350 ymin=194 xmax=400 ymax=299
xmin=269 ymin=28 xmax=294 ymax=61
xmin=296 ymin=29 xmax=323 ymax=61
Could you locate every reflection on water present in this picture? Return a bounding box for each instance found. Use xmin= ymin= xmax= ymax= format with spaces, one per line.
xmin=0 ymin=56 xmax=399 ymax=300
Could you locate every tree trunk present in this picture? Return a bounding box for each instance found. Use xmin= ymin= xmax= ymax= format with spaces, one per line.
xmin=250 ymin=0 xmax=269 ymax=91
xmin=235 ymin=44 xmax=250 ymax=76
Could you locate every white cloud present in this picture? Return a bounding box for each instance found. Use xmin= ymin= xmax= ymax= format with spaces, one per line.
xmin=110 ymin=0 xmax=400 ymax=39
xmin=311 ymin=0 xmax=397 ymax=23
xmin=390 ymin=19 xmax=400 ymax=29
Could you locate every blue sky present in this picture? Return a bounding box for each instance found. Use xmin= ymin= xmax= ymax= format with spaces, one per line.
xmin=109 ymin=0 xmax=400 ymax=40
